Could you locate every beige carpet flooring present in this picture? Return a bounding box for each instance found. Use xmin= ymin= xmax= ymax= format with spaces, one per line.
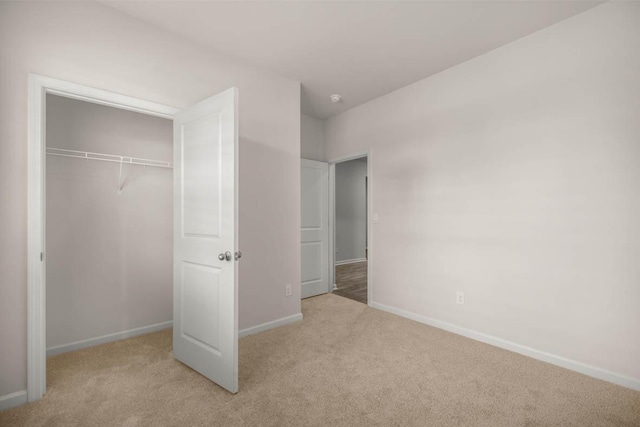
xmin=1 ymin=294 xmax=639 ymax=426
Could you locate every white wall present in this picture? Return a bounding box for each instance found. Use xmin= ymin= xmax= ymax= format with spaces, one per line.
xmin=0 ymin=2 xmax=300 ymax=399
xmin=325 ymin=2 xmax=640 ymax=386
xmin=335 ymin=159 xmax=368 ymax=262
xmin=301 ymin=114 xmax=324 ymax=161
xmin=46 ymin=95 xmax=173 ymax=351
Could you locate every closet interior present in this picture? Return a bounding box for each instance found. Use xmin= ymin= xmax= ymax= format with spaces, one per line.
xmin=45 ymin=94 xmax=174 ymax=356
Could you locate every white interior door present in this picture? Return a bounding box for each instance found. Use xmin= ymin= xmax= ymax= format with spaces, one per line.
xmin=173 ymin=88 xmax=238 ymax=393
xmin=301 ymin=159 xmax=329 ymax=298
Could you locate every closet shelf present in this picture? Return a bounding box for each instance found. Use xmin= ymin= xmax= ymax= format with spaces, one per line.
xmin=46 ymin=147 xmax=173 ymax=169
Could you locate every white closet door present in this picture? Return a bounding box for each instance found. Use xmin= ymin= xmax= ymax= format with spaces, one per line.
xmin=301 ymin=159 xmax=329 ymax=298
xmin=173 ymin=88 xmax=239 ymax=393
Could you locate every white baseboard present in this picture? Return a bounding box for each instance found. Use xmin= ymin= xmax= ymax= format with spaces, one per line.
xmin=0 ymin=390 xmax=27 ymax=412
xmin=46 ymin=321 xmax=173 ymax=357
xmin=45 ymin=311 xmax=303 ymax=359
xmin=369 ymin=301 xmax=640 ymax=391
xmin=239 ymin=313 xmax=303 ymax=338
xmin=335 ymin=258 xmax=367 ymax=266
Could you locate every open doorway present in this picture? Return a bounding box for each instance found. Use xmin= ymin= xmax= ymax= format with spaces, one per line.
xmin=331 ymin=156 xmax=368 ymax=304
xmin=300 ymin=153 xmax=371 ymax=305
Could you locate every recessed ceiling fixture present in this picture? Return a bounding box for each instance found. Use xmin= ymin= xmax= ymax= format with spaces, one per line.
xmin=330 ymin=94 xmax=342 ymax=103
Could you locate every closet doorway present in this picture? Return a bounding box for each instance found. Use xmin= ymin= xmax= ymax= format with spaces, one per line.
xmin=27 ymin=75 xmax=240 ymax=403
xmin=45 ymin=94 xmax=174 ymax=359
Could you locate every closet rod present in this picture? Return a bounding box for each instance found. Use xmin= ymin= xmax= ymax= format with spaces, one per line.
xmin=46 ymin=147 xmax=173 ymax=169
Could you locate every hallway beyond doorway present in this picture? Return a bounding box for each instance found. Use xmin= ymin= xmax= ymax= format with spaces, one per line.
xmin=334 ymin=261 xmax=367 ymax=304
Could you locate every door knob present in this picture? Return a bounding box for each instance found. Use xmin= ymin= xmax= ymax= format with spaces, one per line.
xmin=234 ymin=251 xmax=242 ymax=261
xmin=218 ymin=251 xmax=232 ymax=261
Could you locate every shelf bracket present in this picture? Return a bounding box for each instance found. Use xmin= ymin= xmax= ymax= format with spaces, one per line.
xmin=117 ymin=158 xmax=124 ymax=195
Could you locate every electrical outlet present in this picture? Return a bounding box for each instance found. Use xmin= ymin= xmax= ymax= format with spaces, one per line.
xmin=456 ymin=291 xmax=465 ymax=305
xmin=285 ymin=284 xmax=292 ymax=297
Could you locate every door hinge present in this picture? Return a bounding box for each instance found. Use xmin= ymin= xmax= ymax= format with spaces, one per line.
xmin=40 ymin=252 xmax=43 ymax=262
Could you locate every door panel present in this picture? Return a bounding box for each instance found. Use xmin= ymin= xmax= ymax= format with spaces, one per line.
xmin=173 ymin=88 xmax=238 ymax=393
xmin=301 ymin=159 xmax=329 ymax=298
xmin=181 ymin=262 xmax=221 ymax=352
xmin=182 ymin=113 xmax=222 ymax=237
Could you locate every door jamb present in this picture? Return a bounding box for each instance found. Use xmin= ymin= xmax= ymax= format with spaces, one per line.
xmin=327 ymin=150 xmax=372 ymax=305
xmin=27 ymin=74 xmax=178 ymax=402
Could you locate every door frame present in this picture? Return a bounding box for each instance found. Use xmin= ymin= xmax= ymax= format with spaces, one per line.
xmin=27 ymin=74 xmax=179 ymax=402
xmin=327 ymin=150 xmax=372 ymax=305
